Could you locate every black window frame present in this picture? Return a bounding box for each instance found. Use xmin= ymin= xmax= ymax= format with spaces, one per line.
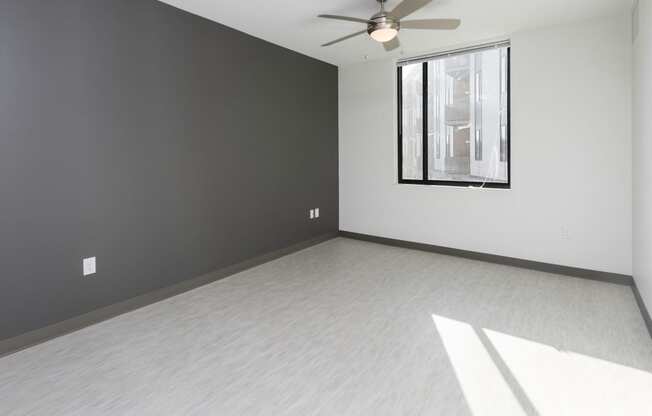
xmin=397 ymin=47 xmax=511 ymax=189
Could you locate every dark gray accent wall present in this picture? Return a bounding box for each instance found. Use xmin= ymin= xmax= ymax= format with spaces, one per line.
xmin=0 ymin=0 xmax=338 ymax=341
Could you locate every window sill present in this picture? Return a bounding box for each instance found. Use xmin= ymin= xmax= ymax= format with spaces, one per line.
xmin=396 ymin=180 xmax=511 ymax=190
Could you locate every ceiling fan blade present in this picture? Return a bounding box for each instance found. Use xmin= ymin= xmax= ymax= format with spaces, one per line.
xmin=401 ymin=19 xmax=461 ymax=30
xmin=321 ymin=30 xmax=367 ymax=47
xmin=318 ymin=14 xmax=371 ymax=24
xmin=383 ymin=37 xmax=401 ymax=52
xmin=390 ymin=0 xmax=432 ymax=19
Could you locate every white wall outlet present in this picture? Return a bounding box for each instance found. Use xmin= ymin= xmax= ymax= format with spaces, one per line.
xmin=309 ymin=209 xmax=315 ymax=219
xmin=561 ymin=227 xmax=571 ymax=240
xmin=315 ymin=208 xmax=320 ymax=218
xmin=83 ymin=257 xmax=96 ymax=276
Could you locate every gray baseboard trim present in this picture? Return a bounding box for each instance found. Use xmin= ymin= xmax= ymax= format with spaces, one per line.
xmin=632 ymin=281 xmax=652 ymax=339
xmin=340 ymin=231 xmax=633 ymax=286
xmin=0 ymin=232 xmax=338 ymax=358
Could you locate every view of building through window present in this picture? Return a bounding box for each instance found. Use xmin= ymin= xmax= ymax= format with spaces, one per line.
xmin=400 ymin=63 xmax=423 ymax=180
xmin=399 ymin=45 xmax=510 ymax=186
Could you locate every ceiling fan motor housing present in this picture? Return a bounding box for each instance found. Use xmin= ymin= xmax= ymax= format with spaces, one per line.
xmin=367 ymin=12 xmax=400 ymax=36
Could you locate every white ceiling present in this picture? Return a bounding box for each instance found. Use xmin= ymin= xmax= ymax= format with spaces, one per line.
xmin=158 ymin=0 xmax=631 ymax=66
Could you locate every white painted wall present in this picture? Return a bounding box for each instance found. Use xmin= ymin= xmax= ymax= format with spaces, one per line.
xmin=633 ymin=0 xmax=652 ymax=309
xmin=339 ymin=13 xmax=633 ymax=275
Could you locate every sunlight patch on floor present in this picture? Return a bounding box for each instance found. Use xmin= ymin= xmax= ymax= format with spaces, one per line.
xmin=433 ymin=314 xmax=652 ymax=416
xmin=432 ymin=315 xmax=527 ymax=416
xmin=485 ymin=328 xmax=652 ymax=415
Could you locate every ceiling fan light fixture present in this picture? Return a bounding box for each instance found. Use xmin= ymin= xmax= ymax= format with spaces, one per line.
xmin=369 ymin=27 xmax=398 ymax=43
xmin=367 ymin=18 xmax=400 ymax=43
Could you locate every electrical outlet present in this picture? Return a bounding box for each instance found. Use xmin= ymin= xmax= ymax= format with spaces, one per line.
xmin=309 ymin=209 xmax=315 ymax=219
xmin=315 ymin=208 xmax=320 ymax=218
xmin=83 ymin=257 xmax=96 ymax=276
xmin=561 ymin=227 xmax=571 ymax=240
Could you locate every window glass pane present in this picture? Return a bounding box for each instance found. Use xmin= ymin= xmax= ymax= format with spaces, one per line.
xmin=401 ymin=63 xmax=423 ymax=180
xmin=426 ymin=47 xmax=509 ymax=184
xmin=499 ymin=49 xmax=508 ymax=163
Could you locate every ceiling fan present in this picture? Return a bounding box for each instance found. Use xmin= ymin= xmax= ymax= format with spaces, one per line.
xmin=319 ymin=0 xmax=461 ymax=51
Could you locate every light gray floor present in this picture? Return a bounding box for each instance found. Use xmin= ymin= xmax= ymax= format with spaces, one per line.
xmin=2 ymin=238 xmax=652 ymax=416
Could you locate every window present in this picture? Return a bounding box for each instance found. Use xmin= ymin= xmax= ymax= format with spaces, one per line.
xmin=398 ymin=42 xmax=511 ymax=188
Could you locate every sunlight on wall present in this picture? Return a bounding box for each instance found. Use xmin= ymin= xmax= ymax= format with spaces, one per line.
xmin=432 ymin=314 xmax=652 ymax=415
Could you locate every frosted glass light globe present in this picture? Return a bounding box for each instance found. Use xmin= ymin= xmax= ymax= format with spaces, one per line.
xmin=370 ymin=28 xmax=398 ymax=43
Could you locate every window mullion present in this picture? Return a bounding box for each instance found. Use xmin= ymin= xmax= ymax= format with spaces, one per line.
xmin=397 ymin=66 xmax=403 ymax=182
xmin=422 ymin=62 xmax=428 ymax=182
